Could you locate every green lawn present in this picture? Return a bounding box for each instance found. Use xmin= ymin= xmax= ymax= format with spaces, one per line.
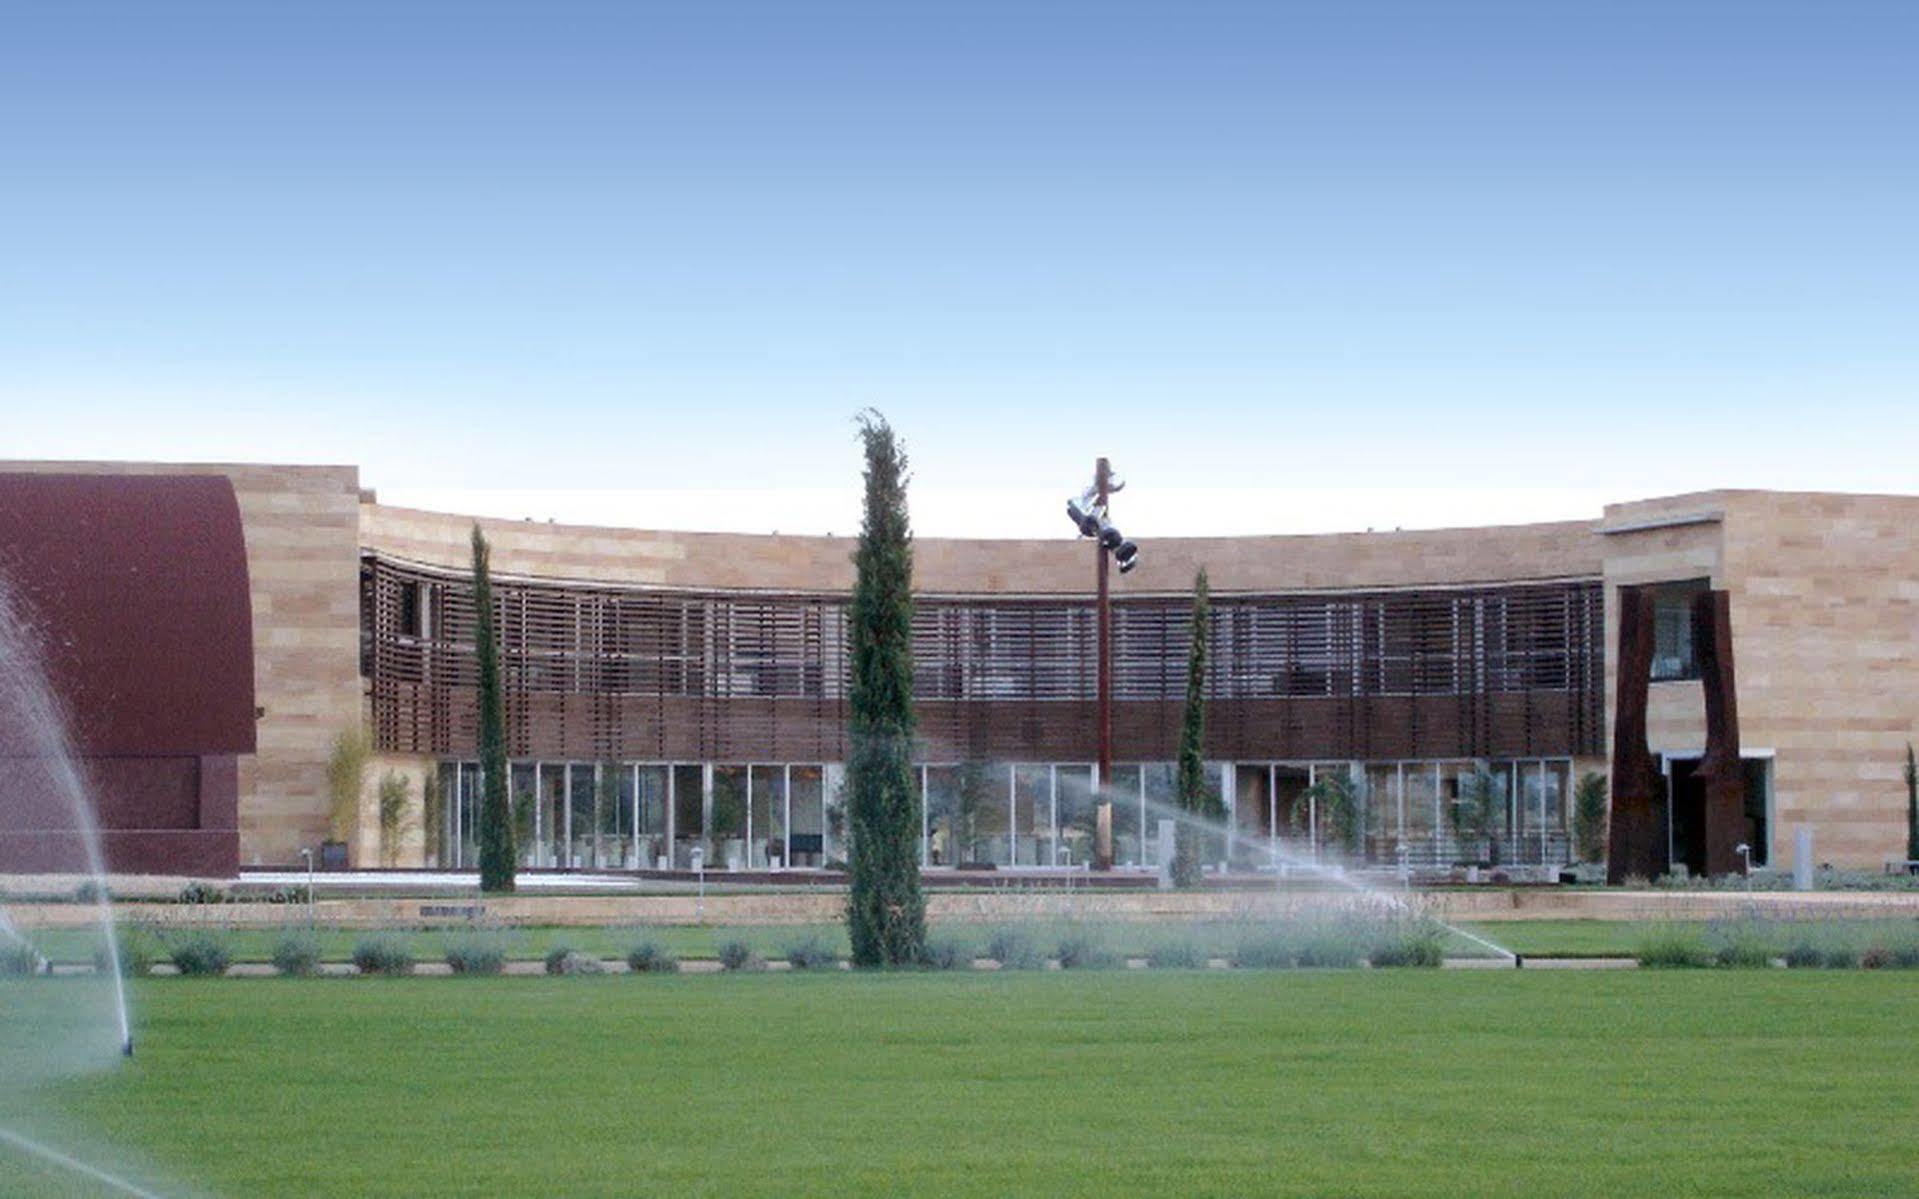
xmin=3 ymin=971 xmax=1916 ymax=1197
xmin=25 ymin=917 xmax=1672 ymax=965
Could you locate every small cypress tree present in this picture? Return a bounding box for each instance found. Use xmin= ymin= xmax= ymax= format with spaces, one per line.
xmin=1171 ymin=569 xmax=1215 ymax=888
xmin=472 ymin=524 xmax=515 ymax=893
xmin=844 ymin=411 xmax=926 ymax=966
xmin=1905 ymin=743 xmax=1918 ymax=864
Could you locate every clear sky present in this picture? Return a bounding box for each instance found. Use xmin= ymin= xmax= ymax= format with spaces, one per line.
xmin=4 ymin=1 xmax=1914 ymax=537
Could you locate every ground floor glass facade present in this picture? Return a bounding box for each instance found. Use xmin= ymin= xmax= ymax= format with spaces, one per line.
xmin=438 ymin=757 xmax=1577 ymax=872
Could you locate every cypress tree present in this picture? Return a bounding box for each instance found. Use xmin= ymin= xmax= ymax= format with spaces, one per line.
xmin=1905 ymin=743 xmax=1918 ymax=864
xmin=1171 ymin=569 xmax=1214 ymax=888
xmin=845 ymin=411 xmax=926 ymax=965
xmin=472 ymin=524 xmax=515 ymax=893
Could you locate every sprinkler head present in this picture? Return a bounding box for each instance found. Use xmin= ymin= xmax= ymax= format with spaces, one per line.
xmin=122 ymin=1037 xmax=134 ymax=1058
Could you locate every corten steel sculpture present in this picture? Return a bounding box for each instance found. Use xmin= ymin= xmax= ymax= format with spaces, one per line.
xmin=1693 ymin=588 xmax=1747 ymax=876
xmin=1607 ymin=586 xmax=1666 ymax=883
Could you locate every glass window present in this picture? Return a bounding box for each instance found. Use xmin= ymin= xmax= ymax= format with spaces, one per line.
xmin=511 ymin=764 xmax=537 ymax=868
xmin=1141 ymin=761 xmax=1177 ymax=866
xmin=711 ymin=766 xmax=748 ymax=869
xmin=636 ymin=766 xmax=669 ymax=869
xmin=823 ymin=765 xmax=848 ymax=865
xmin=965 ymin=764 xmax=1011 ymax=867
xmin=1014 ymin=764 xmax=1051 ymax=866
xmin=1650 ymin=578 xmax=1709 ymax=682
xmin=788 ymin=766 xmax=824 ymax=868
xmin=672 ymin=764 xmax=704 ymax=868
xmin=540 ymin=764 xmax=566 ymax=868
xmin=1365 ymin=765 xmax=1398 ymax=849
xmin=1056 ymin=765 xmax=1096 ymax=868
xmin=1403 ymin=763 xmax=1439 ymax=838
xmin=749 ymin=765 xmax=786 ymax=868
xmin=604 ymin=764 xmax=632 ymax=868
xmin=925 ymin=765 xmax=959 ymax=867
xmin=568 ymin=764 xmax=598 ymax=868
xmin=1107 ymin=764 xmax=1142 ymax=868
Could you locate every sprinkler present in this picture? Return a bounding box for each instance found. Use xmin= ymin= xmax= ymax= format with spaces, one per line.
xmin=1512 ymin=954 xmax=1525 ymax=969
xmin=122 ymin=1036 xmax=134 ymax=1058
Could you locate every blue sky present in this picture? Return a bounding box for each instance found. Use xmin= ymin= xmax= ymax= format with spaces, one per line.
xmin=4 ymin=1 xmax=1914 ymax=535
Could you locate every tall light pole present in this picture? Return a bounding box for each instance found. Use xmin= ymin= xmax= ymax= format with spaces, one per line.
xmin=1065 ymin=458 xmax=1138 ymax=870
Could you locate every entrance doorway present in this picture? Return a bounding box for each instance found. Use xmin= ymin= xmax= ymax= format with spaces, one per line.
xmin=1666 ymin=755 xmax=1773 ymax=876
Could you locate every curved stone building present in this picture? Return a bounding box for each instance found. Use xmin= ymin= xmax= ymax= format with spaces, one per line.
xmin=4 ymin=460 xmax=1916 ymax=877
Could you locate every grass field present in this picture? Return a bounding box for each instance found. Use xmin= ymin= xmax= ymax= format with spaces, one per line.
xmin=3 ymin=971 xmax=1917 ymax=1197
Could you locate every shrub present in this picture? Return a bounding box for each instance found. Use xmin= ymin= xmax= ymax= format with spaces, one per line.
xmin=1860 ymin=945 xmax=1893 ymax=970
xmin=547 ymin=949 xmax=605 ymax=976
xmin=920 ymin=936 xmax=970 ymax=971
xmin=626 ymin=942 xmax=680 ymax=974
xmin=1636 ymin=924 xmax=1711 ymax=969
xmin=1709 ymin=919 xmax=1777 ymax=968
xmin=178 ymin=880 xmax=226 ymax=905
xmin=783 ymin=935 xmax=839 ymax=971
xmin=1055 ymin=928 xmax=1117 ymax=970
xmin=168 ymin=931 xmax=232 ymax=977
xmin=95 ymin=927 xmax=156 ymax=978
xmin=1146 ymin=938 xmax=1206 ymax=969
xmin=271 ymin=934 xmax=323 ymax=977
xmin=1369 ymin=924 xmax=1446 ymax=968
xmin=1783 ymin=938 xmax=1824 ymax=969
xmin=1821 ymin=944 xmax=1861 ymax=970
xmin=984 ymin=926 xmax=1042 ymax=970
xmin=352 ymin=935 xmax=415 ymax=977
xmin=1 ymin=941 xmax=43 ymax=976
xmin=1231 ymin=929 xmax=1297 ymax=970
xmin=1295 ymin=931 xmax=1364 ymax=969
xmin=445 ymin=934 xmax=507 ymax=976
xmin=717 ymin=940 xmax=763 ymax=972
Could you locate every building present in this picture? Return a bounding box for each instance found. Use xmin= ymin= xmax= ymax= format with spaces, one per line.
xmin=2 ymin=460 xmax=1915 ymax=877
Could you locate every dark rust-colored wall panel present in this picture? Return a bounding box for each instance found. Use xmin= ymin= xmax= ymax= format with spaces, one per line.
xmin=0 ymin=473 xmax=255 ymax=757
xmin=1695 ymin=589 xmax=1746 ymax=876
xmin=1608 ymin=586 xmax=1667 ymax=883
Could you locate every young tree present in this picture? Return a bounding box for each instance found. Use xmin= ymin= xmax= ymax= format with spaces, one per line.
xmin=1299 ymin=770 xmax=1365 ymax=855
xmin=377 ymin=770 xmax=412 ymax=867
xmin=844 ymin=411 xmax=926 ymax=965
xmin=1573 ymin=771 xmax=1609 ymax=865
xmin=1451 ymin=762 xmax=1505 ymax=866
xmin=1171 ymin=569 xmax=1218 ymax=887
xmin=324 ymin=724 xmax=372 ymax=859
xmin=953 ymin=760 xmax=994 ymax=865
xmin=472 ymin=524 xmax=515 ymax=893
xmin=421 ymin=768 xmax=444 ymax=868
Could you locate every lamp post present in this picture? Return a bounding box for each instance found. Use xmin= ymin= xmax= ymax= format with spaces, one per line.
xmin=1064 ymin=458 xmax=1138 ymax=871
xmin=299 ymin=846 xmax=316 ymax=934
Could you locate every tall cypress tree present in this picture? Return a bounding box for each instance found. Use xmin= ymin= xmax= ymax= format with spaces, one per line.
xmin=845 ymin=411 xmax=925 ymax=965
xmin=1905 ymin=743 xmax=1918 ymax=864
xmin=472 ymin=524 xmax=515 ymax=893
xmin=1171 ymin=569 xmax=1214 ymax=887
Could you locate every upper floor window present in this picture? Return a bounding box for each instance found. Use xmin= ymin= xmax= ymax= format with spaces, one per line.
xmin=1649 ymin=578 xmax=1709 ymax=682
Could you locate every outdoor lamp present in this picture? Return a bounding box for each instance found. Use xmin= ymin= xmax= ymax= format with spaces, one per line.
xmin=1066 ymin=496 xmax=1101 ymax=538
xmin=1098 ymin=524 xmax=1123 ymax=550
xmin=1114 ymin=540 xmax=1139 ymax=571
